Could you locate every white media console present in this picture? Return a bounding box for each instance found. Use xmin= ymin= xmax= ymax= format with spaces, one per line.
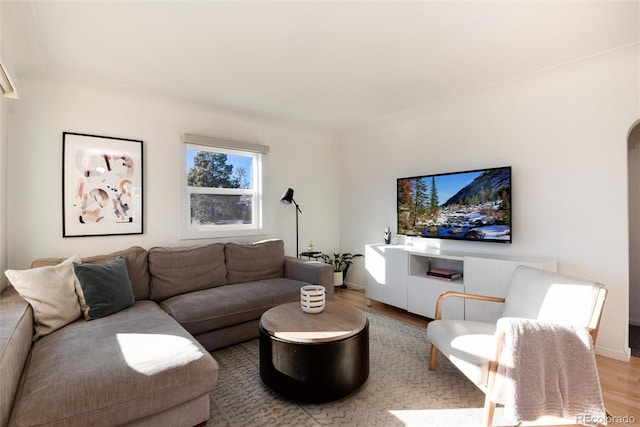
xmin=364 ymin=244 xmax=557 ymax=322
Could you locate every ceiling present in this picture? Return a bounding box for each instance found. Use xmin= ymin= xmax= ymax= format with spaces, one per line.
xmin=2 ymin=1 xmax=638 ymax=131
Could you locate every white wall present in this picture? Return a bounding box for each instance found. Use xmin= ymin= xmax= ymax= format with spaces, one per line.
xmin=0 ymin=95 xmax=8 ymax=292
xmin=338 ymin=45 xmax=638 ymax=361
xmin=629 ymin=124 xmax=640 ymax=326
xmin=6 ymin=74 xmax=339 ymax=270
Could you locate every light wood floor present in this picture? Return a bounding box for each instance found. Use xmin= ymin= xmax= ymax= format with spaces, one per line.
xmin=335 ymin=287 xmax=640 ymax=426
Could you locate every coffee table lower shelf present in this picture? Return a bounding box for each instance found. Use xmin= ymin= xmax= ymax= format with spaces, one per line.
xmin=259 ymin=317 xmax=369 ymax=403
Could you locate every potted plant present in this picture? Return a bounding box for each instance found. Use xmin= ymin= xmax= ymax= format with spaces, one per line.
xmin=319 ymin=252 xmax=364 ymax=287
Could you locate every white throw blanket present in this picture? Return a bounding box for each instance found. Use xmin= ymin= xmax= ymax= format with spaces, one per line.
xmin=490 ymin=317 xmax=606 ymax=424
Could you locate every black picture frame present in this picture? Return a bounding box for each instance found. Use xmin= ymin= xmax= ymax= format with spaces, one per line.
xmin=62 ymin=132 xmax=143 ymax=237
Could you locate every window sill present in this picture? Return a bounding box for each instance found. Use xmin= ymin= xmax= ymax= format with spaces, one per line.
xmin=179 ymin=227 xmax=267 ymax=241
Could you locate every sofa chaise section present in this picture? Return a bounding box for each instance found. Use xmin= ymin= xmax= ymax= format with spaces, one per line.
xmin=8 ymin=301 xmax=218 ymax=427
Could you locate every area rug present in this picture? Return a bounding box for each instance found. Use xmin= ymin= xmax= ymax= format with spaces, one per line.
xmin=207 ymin=310 xmax=507 ymax=426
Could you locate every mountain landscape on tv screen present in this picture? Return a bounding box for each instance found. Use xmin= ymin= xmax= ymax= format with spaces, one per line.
xmin=397 ymin=167 xmax=511 ymax=242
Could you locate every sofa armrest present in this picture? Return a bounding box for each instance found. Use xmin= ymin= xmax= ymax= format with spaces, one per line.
xmin=1 ymin=287 xmax=34 ymax=427
xmin=284 ymin=257 xmax=334 ymax=301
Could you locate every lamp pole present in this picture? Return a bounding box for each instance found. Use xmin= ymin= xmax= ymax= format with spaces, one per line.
xmin=293 ymin=200 xmax=301 ymax=258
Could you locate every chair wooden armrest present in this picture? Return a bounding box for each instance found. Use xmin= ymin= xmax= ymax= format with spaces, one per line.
xmin=428 ymin=292 xmax=505 ymax=372
xmin=434 ymin=291 xmax=505 ymax=320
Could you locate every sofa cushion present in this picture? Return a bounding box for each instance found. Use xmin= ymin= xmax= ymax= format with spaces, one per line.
xmin=5 ymin=255 xmax=82 ymax=340
xmin=10 ymin=301 xmax=219 ymax=427
xmin=73 ymin=257 xmax=136 ymax=320
xmin=160 ymin=277 xmax=306 ymax=336
xmin=225 ymin=239 xmax=285 ymax=285
xmin=148 ymin=243 xmax=227 ymax=301
xmin=31 ymin=246 xmax=150 ymax=301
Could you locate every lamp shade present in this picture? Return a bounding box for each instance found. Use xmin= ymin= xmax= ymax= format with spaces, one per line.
xmin=280 ymin=188 xmax=294 ymax=205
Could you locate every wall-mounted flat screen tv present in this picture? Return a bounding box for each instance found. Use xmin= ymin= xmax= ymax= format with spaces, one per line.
xmin=397 ymin=166 xmax=512 ymax=243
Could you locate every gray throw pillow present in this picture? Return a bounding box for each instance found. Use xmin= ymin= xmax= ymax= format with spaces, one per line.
xmin=73 ymin=257 xmax=135 ymax=320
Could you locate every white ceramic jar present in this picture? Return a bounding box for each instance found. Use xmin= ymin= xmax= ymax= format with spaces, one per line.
xmin=300 ymin=285 xmax=326 ymax=314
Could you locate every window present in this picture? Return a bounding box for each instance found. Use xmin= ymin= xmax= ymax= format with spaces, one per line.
xmin=180 ymin=134 xmax=267 ymax=239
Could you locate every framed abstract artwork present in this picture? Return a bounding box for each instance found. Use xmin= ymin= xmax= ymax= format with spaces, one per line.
xmin=62 ymin=132 xmax=143 ymax=237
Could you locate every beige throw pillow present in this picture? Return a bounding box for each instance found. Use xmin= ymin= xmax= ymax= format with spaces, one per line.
xmin=5 ymin=255 xmax=82 ymax=340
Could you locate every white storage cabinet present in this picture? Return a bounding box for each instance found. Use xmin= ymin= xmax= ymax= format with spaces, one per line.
xmin=365 ymin=244 xmax=557 ymax=322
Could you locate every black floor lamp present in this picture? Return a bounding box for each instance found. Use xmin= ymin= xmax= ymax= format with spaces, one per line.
xmin=280 ymin=187 xmax=301 ymax=257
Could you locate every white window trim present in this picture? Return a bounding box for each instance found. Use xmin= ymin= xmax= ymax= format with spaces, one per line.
xmin=183 ymin=133 xmax=269 ymax=154
xmin=179 ymin=135 xmax=267 ymax=240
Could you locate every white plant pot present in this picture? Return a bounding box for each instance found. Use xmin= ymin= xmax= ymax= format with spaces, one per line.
xmin=333 ymin=271 xmax=343 ymax=287
xmin=300 ymin=285 xmax=326 ymax=314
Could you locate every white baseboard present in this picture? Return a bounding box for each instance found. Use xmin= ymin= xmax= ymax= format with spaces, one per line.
xmin=595 ymin=345 xmax=631 ymax=362
xmin=343 ymin=281 xmax=365 ymax=291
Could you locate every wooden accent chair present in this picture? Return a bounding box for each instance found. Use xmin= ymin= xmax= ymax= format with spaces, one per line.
xmin=426 ymin=265 xmax=607 ymax=426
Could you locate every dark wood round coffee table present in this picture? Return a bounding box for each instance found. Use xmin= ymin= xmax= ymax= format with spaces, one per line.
xmin=259 ymin=301 xmax=369 ymax=403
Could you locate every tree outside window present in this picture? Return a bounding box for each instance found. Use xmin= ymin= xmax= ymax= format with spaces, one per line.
xmin=185 ymin=145 xmax=260 ymax=232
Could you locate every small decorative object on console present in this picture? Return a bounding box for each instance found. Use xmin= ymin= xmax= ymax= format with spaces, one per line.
xmin=300 ymin=285 xmax=325 ymax=313
xmin=384 ymin=226 xmax=391 ymax=244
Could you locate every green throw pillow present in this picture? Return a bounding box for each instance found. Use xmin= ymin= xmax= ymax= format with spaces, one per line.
xmin=73 ymin=257 xmax=135 ymax=320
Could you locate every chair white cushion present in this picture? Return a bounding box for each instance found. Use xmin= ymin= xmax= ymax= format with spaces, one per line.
xmin=427 ymin=319 xmax=496 ymax=387
xmin=503 ymin=267 xmax=603 ymax=327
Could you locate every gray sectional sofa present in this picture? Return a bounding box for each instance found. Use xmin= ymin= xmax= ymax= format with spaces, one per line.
xmin=0 ymin=239 xmax=333 ymax=427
